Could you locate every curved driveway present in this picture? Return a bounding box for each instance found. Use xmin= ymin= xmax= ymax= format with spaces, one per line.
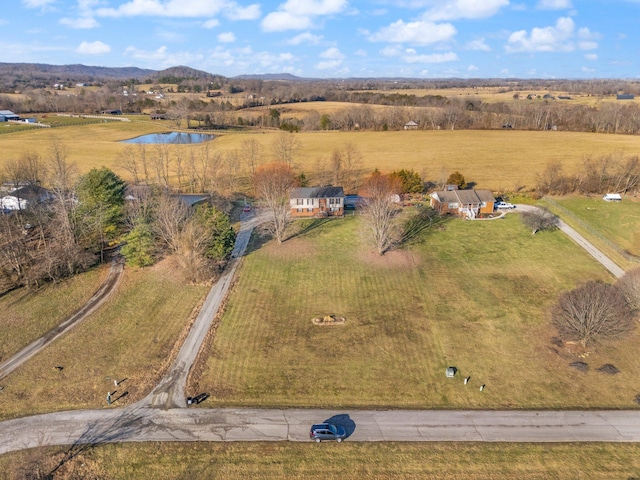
xmin=0 ymin=255 xmax=124 ymax=381
xmin=0 ymin=207 xmax=638 ymax=456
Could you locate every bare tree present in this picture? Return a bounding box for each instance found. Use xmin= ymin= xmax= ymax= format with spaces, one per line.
xmin=520 ymin=208 xmax=559 ymax=234
xmin=359 ymin=170 xmax=401 ymax=255
xmin=331 ymin=148 xmax=342 ymax=185
xmin=552 ymin=281 xmax=635 ymax=347
xmin=271 ymin=131 xmax=300 ymax=167
xmin=117 ymin=145 xmax=141 ymax=185
xmin=618 ymin=266 xmax=640 ymax=314
xmin=341 ymin=142 xmax=363 ymax=194
xmin=253 ymin=162 xmax=296 ymax=243
xmin=240 ymin=137 xmax=263 ymax=177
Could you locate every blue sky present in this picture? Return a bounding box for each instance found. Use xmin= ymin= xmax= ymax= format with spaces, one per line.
xmin=2 ymin=0 xmax=639 ymax=78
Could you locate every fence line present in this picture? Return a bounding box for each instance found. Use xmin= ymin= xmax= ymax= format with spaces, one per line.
xmin=543 ymin=197 xmax=639 ymax=263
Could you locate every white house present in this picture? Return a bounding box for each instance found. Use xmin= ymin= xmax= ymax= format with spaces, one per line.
xmin=0 ymin=186 xmax=53 ymax=211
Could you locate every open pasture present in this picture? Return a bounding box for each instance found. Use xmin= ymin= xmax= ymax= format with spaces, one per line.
xmin=553 ymin=196 xmax=640 ymax=257
xmin=2 ymin=442 xmax=639 ymax=479
xmin=197 ymin=214 xmax=639 ymax=410
xmin=2 ymin=119 xmax=640 ymax=192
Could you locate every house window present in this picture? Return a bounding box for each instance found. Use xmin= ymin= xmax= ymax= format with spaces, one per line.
xmin=448 ymin=203 xmax=458 ymax=208
xmin=296 ymin=198 xmax=303 ymax=205
xmin=307 ymin=208 xmax=312 ymax=212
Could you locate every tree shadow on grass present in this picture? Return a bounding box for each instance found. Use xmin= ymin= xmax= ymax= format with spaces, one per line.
xmin=398 ymin=207 xmax=450 ymax=248
xmin=285 ymin=218 xmax=332 ymax=241
xmin=46 ymin=406 xmax=148 ymax=477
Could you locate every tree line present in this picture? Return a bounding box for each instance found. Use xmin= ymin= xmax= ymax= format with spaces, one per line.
xmin=0 ymin=141 xmax=235 ymax=294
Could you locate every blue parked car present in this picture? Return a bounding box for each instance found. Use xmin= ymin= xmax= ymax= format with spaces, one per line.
xmin=309 ymin=423 xmax=347 ymax=442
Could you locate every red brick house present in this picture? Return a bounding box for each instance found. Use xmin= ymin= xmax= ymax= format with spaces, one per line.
xmin=429 ymin=189 xmax=495 ymax=219
xmin=290 ymin=186 xmax=345 ymax=218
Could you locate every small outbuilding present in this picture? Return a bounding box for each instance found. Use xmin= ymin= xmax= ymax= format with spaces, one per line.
xmin=446 ymin=367 xmax=457 ymax=378
xmin=603 ymin=193 xmax=622 ymax=202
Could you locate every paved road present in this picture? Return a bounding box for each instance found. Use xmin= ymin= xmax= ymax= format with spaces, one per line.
xmin=2 ymin=407 xmax=640 ymax=454
xmin=514 ymin=204 xmax=625 ymax=278
xmin=1 ymin=206 xmax=637 ymax=456
xmin=0 ymin=256 xmax=125 ymax=381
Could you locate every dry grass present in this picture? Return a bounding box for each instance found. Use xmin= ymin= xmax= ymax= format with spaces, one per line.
xmin=0 ymin=267 xmax=106 ymax=363
xmin=3 ymin=116 xmax=640 ymax=192
xmin=0 ymin=258 xmax=208 ymax=420
xmin=194 ymin=214 xmax=639 ymax=410
xmin=1 ymin=442 xmax=639 ymax=479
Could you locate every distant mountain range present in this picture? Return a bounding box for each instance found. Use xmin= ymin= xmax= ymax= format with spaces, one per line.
xmin=0 ymin=63 xmax=227 ymax=84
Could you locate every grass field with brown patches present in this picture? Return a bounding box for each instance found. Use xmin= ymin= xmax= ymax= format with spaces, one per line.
xmin=0 ymin=258 xmax=208 ymax=420
xmin=0 ymin=266 xmax=106 ymax=363
xmin=2 ymin=442 xmax=639 ymax=479
xmin=196 ymin=213 xmax=639 ymax=410
xmin=3 ymin=119 xmax=640 ymax=192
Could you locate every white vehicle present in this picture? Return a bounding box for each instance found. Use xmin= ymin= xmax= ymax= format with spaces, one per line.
xmin=495 ymin=201 xmax=516 ymax=209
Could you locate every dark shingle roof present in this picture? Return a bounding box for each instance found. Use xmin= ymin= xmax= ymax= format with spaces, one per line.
xmin=290 ymin=186 xmax=344 ymax=199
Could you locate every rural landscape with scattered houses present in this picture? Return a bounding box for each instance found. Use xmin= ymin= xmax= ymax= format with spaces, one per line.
xmin=1 ymin=64 xmax=640 ymax=478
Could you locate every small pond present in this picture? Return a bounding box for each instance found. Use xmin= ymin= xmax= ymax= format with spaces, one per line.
xmin=121 ymin=132 xmax=215 ymax=144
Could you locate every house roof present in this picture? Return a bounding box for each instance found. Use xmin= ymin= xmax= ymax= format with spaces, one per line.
xmin=404 ymin=120 xmax=418 ymax=126
xmin=290 ymin=186 xmax=344 ymax=199
xmin=432 ymin=189 xmax=495 ymax=205
xmin=0 ymin=110 xmax=16 ymax=116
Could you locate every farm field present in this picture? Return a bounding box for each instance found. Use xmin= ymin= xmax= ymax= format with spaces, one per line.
xmin=553 ymin=196 xmax=640 ymax=257
xmin=3 ymin=120 xmax=640 ymax=192
xmin=0 ymin=259 xmax=208 ymax=421
xmin=1 ymin=442 xmax=639 ymax=479
xmin=0 ymin=266 xmax=105 ymax=363
xmin=195 ymin=213 xmax=639 ymax=410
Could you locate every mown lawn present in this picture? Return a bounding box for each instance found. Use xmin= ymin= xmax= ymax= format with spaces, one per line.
xmin=198 ymin=213 xmax=639 ymax=410
xmin=554 ymin=196 xmax=640 ymax=257
xmin=0 ymin=259 xmax=208 ymax=420
xmin=2 ymin=442 xmax=639 ymax=479
xmin=0 ymin=266 xmax=105 ymax=363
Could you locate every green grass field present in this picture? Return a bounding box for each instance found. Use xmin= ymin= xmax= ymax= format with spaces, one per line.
xmin=196 ymin=213 xmax=638 ymax=410
xmin=553 ymin=196 xmax=640 ymax=257
xmin=0 ymin=259 xmax=208 ymax=420
xmin=2 ymin=442 xmax=639 ymax=479
xmin=0 ymin=266 xmax=105 ymax=363
xmin=3 ymin=120 xmax=640 ymax=192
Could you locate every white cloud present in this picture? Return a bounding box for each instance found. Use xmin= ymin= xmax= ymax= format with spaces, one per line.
xmin=368 ymin=20 xmax=456 ymax=44
xmin=286 ymin=32 xmax=323 ymax=45
xmin=96 ymin=0 xmax=227 ymax=18
xmin=315 ymin=46 xmax=345 ymax=69
xmin=380 ymin=45 xmax=402 ymax=56
xmin=202 ymin=19 xmax=220 ymax=29
xmin=262 ymin=11 xmax=312 ymax=31
xmin=355 ymin=48 xmax=367 ymax=56
xmin=124 ymin=45 xmax=205 ymax=68
xmin=22 ymin=0 xmax=55 ymax=8
xmin=401 ymin=50 xmax=458 ymax=63
xmin=584 ymin=53 xmax=597 ymax=61
xmin=468 ymin=64 xmax=478 ymax=71
xmin=225 ymin=3 xmax=261 ymax=20
xmin=262 ymin=0 xmax=347 ymax=32
xmin=537 ymin=0 xmax=572 ymax=9
xmin=423 ymin=0 xmax=509 ymax=21
xmin=217 ymin=32 xmax=236 ymax=43
xmin=76 ymin=40 xmax=111 ymax=54
xmin=582 ymin=66 xmax=595 ymax=73
xmin=466 ymin=38 xmax=490 ymax=51
xmin=60 ymin=17 xmax=100 ymax=29
xmin=506 ymin=17 xmax=577 ymax=53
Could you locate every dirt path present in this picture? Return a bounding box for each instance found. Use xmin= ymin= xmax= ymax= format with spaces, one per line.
xmin=0 ymin=256 xmax=125 ymax=381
